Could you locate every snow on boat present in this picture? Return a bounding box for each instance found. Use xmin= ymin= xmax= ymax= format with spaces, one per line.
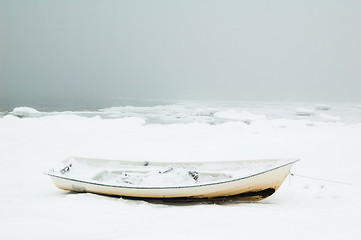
xmin=46 ymin=157 xmax=299 ymax=201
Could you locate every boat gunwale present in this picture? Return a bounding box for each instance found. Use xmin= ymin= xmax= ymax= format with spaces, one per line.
xmin=45 ymin=159 xmax=299 ymax=190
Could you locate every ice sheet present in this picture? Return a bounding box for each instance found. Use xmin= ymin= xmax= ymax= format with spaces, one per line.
xmin=5 ymin=101 xmax=361 ymax=124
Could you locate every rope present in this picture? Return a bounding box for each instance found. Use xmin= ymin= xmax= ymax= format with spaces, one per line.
xmin=289 ymin=172 xmax=356 ymax=186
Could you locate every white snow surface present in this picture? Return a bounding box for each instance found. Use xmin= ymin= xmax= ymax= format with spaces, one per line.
xmin=1 ymin=102 xmax=361 ymax=240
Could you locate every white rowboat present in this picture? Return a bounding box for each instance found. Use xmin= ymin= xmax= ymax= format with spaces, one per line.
xmin=46 ymin=157 xmax=299 ymax=201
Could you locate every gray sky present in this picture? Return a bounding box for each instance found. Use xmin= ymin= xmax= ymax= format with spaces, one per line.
xmin=1 ymin=0 xmax=361 ymax=107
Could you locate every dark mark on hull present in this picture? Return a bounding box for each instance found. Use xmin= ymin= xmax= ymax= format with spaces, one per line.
xmin=79 ymin=188 xmax=277 ymax=205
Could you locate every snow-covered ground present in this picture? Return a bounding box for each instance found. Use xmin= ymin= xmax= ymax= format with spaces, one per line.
xmin=0 ymin=101 xmax=360 ymax=239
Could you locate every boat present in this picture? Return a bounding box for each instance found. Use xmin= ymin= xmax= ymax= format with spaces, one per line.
xmin=46 ymin=157 xmax=299 ymax=201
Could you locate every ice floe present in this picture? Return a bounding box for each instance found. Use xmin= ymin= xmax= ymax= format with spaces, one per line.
xmin=213 ymin=110 xmax=266 ymax=124
xmin=318 ymin=113 xmax=340 ymax=123
xmin=10 ymin=107 xmax=42 ymax=118
xmin=315 ymin=104 xmax=331 ymax=111
xmin=296 ymin=107 xmax=315 ymax=116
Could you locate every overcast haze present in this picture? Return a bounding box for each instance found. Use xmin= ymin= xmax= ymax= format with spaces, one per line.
xmin=1 ymin=0 xmax=361 ymax=108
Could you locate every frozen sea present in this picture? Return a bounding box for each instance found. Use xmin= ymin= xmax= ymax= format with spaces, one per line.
xmin=0 ymin=100 xmax=360 ymax=239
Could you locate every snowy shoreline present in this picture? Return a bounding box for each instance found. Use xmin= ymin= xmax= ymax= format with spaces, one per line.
xmin=1 ymin=102 xmax=360 ymax=240
xmin=4 ymin=100 xmax=361 ymax=124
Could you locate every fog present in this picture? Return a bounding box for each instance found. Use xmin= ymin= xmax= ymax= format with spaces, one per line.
xmin=1 ymin=0 xmax=360 ymax=109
